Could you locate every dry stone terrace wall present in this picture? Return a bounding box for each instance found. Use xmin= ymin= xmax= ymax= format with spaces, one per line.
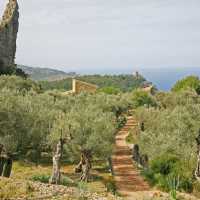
xmin=0 ymin=0 xmax=19 ymax=68
xmin=72 ymin=79 xmax=98 ymax=94
xmin=62 ymin=79 xmax=98 ymax=96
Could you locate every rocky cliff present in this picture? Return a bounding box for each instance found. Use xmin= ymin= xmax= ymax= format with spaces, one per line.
xmin=0 ymin=0 xmax=19 ymax=68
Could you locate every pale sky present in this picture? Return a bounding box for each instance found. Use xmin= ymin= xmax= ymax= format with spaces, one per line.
xmin=15 ymin=0 xmax=200 ymax=73
xmin=0 ymin=0 xmax=8 ymax=20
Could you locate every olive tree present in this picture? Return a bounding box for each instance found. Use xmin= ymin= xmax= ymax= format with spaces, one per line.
xmin=0 ymin=88 xmax=57 ymax=176
xmin=49 ymin=103 xmax=116 ymax=182
xmin=135 ymin=91 xmax=200 ymax=185
xmin=172 ymin=75 xmax=200 ymax=94
xmin=132 ymin=90 xmax=157 ymax=108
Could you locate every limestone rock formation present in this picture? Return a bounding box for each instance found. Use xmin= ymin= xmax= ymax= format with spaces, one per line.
xmin=0 ymin=0 xmax=19 ymax=68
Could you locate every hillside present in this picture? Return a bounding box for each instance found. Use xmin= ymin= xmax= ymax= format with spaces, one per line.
xmin=40 ymin=74 xmax=147 ymax=92
xmin=17 ymin=65 xmax=76 ymax=81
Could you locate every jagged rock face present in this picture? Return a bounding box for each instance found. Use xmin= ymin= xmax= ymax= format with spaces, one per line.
xmin=0 ymin=0 xmax=19 ymax=68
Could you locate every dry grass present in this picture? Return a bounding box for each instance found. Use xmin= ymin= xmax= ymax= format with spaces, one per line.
xmin=12 ymin=161 xmax=52 ymax=180
xmin=0 ymin=161 xmax=114 ymax=199
xmin=0 ymin=178 xmax=35 ymax=199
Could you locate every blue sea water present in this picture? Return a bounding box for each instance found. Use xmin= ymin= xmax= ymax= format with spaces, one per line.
xmin=79 ymin=67 xmax=200 ymax=91
xmin=138 ymin=67 xmax=200 ymax=91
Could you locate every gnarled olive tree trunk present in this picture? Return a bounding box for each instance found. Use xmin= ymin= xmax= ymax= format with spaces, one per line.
xmin=49 ymin=139 xmax=64 ymax=184
xmin=2 ymin=154 xmax=13 ymax=178
xmin=75 ymin=154 xmax=84 ymax=173
xmin=78 ymin=150 xmax=92 ymax=182
xmin=140 ymin=122 xmax=145 ymax=132
xmin=108 ymin=157 xmax=114 ymax=175
xmin=0 ymin=157 xmax=5 ymax=176
xmin=132 ymin=144 xmax=140 ymax=164
xmin=0 ymin=145 xmax=13 ymax=178
xmin=0 ymin=145 xmax=4 ymax=176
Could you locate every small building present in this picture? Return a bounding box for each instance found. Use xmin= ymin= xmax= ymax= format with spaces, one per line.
xmin=62 ymin=79 xmax=98 ymax=95
xmin=72 ymin=79 xmax=98 ymax=94
xmin=140 ymin=81 xmax=156 ymax=94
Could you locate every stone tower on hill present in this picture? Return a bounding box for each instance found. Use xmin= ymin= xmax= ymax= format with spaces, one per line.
xmin=0 ymin=0 xmax=19 ymax=68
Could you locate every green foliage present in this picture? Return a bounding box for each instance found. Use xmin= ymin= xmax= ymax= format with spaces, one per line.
xmin=126 ymin=132 xmax=138 ymax=144
xmin=155 ymin=90 xmax=200 ymax=109
xmin=40 ymin=78 xmax=72 ymax=91
xmin=15 ymin=68 xmax=28 ymax=79
xmin=0 ymin=75 xmax=41 ymax=93
xmin=172 ymin=76 xmax=200 ymax=94
xmin=98 ymin=86 xmax=121 ymax=95
xmin=151 ymin=154 xmax=178 ymax=176
xmin=0 ymin=64 xmax=15 ymax=75
xmin=50 ymin=103 xmax=116 ymax=161
xmin=142 ymin=161 xmax=193 ymax=193
xmin=40 ymin=74 xmax=146 ymax=92
xmin=141 ymin=168 xmax=156 ymax=186
xmin=0 ymin=77 xmax=57 ymax=160
xmin=0 ymin=90 xmax=57 ymax=158
xmin=0 ymin=75 xmax=132 ymax=165
xmin=136 ymin=90 xmax=200 ymax=193
xmin=31 ymin=174 xmax=76 ymax=186
xmin=132 ymin=90 xmax=157 ymax=108
xmin=116 ymin=115 xmax=127 ymax=129
xmin=31 ymin=174 xmax=50 ymax=183
xmin=0 ymin=61 xmax=28 ymax=78
xmin=168 ymin=176 xmax=179 ymax=200
xmin=61 ymin=176 xmax=77 ymax=186
xmin=77 ymin=181 xmax=88 ymax=192
xmin=103 ymin=176 xmax=117 ymax=194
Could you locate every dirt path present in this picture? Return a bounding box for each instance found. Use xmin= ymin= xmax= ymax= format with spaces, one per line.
xmin=112 ymin=116 xmax=150 ymax=199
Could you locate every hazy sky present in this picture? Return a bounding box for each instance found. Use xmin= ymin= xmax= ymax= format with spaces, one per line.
xmin=16 ymin=0 xmax=200 ymax=73
xmin=0 ymin=1 xmax=8 ymax=20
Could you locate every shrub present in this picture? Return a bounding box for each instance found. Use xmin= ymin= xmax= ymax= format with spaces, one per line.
xmin=179 ymin=177 xmax=193 ymax=193
xmin=116 ymin=115 xmax=127 ymax=129
xmin=103 ymin=176 xmax=117 ymax=194
xmin=98 ymin=86 xmax=121 ymax=95
xmin=31 ymin=174 xmax=50 ymax=183
xmin=151 ymin=154 xmax=178 ymax=176
xmin=77 ymin=181 xmax=88 ymax=192
xmin=61 ymin=176 xmax=77 ymax=187
xmin=0 ymin=75 xmax=41 ymax=93
xmin=141 ymin=169 xmax=156 ymax=186
xmin=126 ymin=131 xmax=138 ymax=144
xmin=31 ymin=174 xmax=76 ymax=187
xmin=193 ymin=181 xmax=200 ymax=197
xmin=172 ymin=76 xmax=200 ymax=94
xmin=167 ymin=175 xmax=180 ymax=199
xmin=132 ymin=90 xmax=157 ymax=108
xmin=142 ymin=154 xmax=194 ymax=193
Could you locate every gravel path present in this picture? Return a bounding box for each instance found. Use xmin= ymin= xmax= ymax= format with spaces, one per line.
xmin=112 ymin=116 xmax=150 ymax=198
xmin=111 ymin=116 xmax=200 ymax=200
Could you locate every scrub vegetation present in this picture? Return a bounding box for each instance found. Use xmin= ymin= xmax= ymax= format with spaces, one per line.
xmin=1 ymin=73 xmax=200 ymax=200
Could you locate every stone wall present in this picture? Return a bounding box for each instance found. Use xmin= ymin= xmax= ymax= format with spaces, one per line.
xmin=62 ymin=79 xmax=98 ymax=96
xmin=0 ymin=0 xmax=19 ymax=68
xmin=72 ymin=79 xmax=98 ymax=94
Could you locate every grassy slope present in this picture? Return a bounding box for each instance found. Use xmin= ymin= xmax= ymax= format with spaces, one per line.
xmin=0 ymin=161 xmax=117 ymax=199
